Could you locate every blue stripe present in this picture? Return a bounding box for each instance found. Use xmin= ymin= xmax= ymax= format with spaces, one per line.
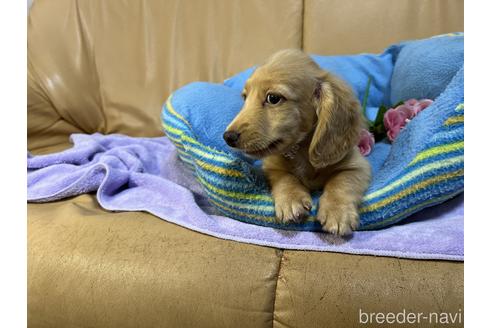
xmin=407 ymin=149 xmax=463 ymax=168
xmin=360 ymin=188 xmax=464 ymax=230
xmin=162 ymin=110 xmax=190 ymax=131
xmin=360 ymin=175 xmax=464 ymax=224
xmin=363 ymin=158 xmax=463 ymax=206
xmin=428 ymin=125 xmax=464 ymax=143
xmin=163 ymin=126 xmax=243 ymax=169
xmin=205 ymin=190 xmax=275 ymax=217
xmin=162 ymin=102 xmax=191 ymax=127
xmin=211 ymin=198 xmax=324 ymax=231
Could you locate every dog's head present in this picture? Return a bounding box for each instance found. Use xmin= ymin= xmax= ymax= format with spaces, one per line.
xmin=224 ymin=49 xmax=363 ymax=168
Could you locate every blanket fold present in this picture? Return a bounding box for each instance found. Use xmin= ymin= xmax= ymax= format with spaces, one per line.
xmin=27 ymin=134 xmax=463 ymax=261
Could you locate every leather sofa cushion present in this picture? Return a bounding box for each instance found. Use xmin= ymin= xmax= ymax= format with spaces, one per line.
xmin=28 ymin=194 xmax=463 ymax=328
xmin=28 ymin=195 xmax=281 ymax=328
xmin=274 ymin=251 xmax=463 ymax=327
xmin=28 ymin=0 xmax=303 ymax=152
xmin=303 ymin=0 xmax=464 ymax=55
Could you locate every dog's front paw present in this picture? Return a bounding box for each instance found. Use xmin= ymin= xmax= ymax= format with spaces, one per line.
xmin=273 ymin=190 xmax=312 ymax=224
xmin=317 ymin=199 xmax=359 ymax=236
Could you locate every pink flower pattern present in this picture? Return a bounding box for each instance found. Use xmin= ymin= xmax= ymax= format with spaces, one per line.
xmin=383 ymin=98 xmax=434 ymax=142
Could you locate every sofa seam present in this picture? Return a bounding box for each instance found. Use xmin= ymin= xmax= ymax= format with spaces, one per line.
xmin=300 ymin=0 xmax=305 ymax=50
xmin=271 ymin=249 xmax=285 ymax=328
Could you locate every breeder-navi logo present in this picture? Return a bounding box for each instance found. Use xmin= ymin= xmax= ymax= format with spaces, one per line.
xmin=359 ymin=309 xmax=463 ymax=325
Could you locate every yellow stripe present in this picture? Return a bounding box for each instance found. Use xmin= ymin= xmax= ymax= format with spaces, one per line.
xmin=208 ymin=192 xmax=271 ymax=211
xmin=201 ymin=177 xmax=317 ymax=219
xmin=444 ymin=115 xmax=464 ymax=126
xmin=194 ymin=156 xmax=462 ymax=217
xmin=363 ymin=156 xmax=463 ymax=202
xmin=362 ymin=190 xmax=463 ymax=230
xmin=409 ymin=141 xmax=464 ymax=166
xmin=165 ymin=126 xmax=234 ymax=163
xmin=162 ymin=121 xmax=185 ymax=138
xmin=171 ymin=142 xmax=244 ymax=178
xmin=175 ymin=147 xmax=189 ymax=157
xmin=360 ymin=169 xmax=463 ymax=213
xmin=455 ymin=103 xmax=464 ymax=111
xmin=163 ymin=121 xmax=237 ymax=165
xmin=207 ymin=194 xmax=319 ymax=224
xmin=164 ymin=122 xmax=237 ymax=176
xmin=165 ymin=97 xmax=237 ymax=161
xmin=199 ymin=165 xmax=462 ymax=226
xmin=181 ymin=139 xmax=235 ymax=165
xmin=207 ymin=195 xmax=274 ymax=222
xmin=163 ymin=119 xmax=248 ymax=179
xmin=197 ymin=164 xmax=462 ymax=221
xmin=165 ymin=96 xmax=193 ymax=130
xmin=161 ymin=122 xmax=184 ymax=144
xmin=162 ymin=111 xmax=192 ymax=136
xmin=197 ymin=174 xmax=272 ymax=202
xmin=195 ymin=159 xmax=244 ymax=177
xmin=162 ymin=127 xmax=185 ymax=150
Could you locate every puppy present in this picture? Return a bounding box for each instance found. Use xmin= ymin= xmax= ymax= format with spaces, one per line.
xmin=223 ymin=49 xmax=371 ymax=235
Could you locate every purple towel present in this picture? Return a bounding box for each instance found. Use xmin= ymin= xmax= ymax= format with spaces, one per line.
xmin=27 ymin=134 xmax=464 ymax=261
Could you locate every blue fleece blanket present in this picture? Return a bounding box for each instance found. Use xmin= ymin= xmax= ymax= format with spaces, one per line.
xmin=162 ymin=33 xmax=464 ymax=231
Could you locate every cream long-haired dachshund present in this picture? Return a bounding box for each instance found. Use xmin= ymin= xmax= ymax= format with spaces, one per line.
xmin=223 ymin=49 xmax=371 ymax=236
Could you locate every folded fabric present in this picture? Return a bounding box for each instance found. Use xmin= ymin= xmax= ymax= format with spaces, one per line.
xmin=27 ymin=134 xmax=464 ymax=261
xmin=390 ymin=33 xmax=465 ymax=104
xmin=162 ymin=33 xmax=464 ymax=231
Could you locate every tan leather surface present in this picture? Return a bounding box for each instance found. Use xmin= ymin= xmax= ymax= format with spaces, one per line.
xmin=28 ymin=195 xmax=282 ymax=328
xmin=27 ymin=0 xmax=302 ymax=152
xmin=28 ymin=195 xmax=464 ymax=328
xmin=303 ymin=0 xmax=464 ymax=55
xmin=274 ymin=251 xmax=463 ymax=328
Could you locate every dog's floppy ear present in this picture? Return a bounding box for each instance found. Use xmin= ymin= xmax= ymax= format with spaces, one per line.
xmin=308 ymin=74 xmax=362 ymax=169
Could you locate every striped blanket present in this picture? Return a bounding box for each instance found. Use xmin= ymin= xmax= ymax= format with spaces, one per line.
xmin=162 ymin=34 xmax=464 ymax=231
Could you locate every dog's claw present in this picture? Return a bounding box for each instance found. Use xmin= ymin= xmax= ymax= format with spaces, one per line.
xmin=317 ymin=200 xmax=359 ymax=236
xmin=302 ymin=200 xmax=312 ymax=211
xmin=274 ymin=191 xmax=313 ymax=224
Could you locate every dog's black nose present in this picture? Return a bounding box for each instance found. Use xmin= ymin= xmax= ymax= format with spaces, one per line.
xmin=223 ymin=131 xmax=240 ymax=147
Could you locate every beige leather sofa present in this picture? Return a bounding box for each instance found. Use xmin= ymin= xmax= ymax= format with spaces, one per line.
xmin=28 ymin=1 xmax=464 ymax=327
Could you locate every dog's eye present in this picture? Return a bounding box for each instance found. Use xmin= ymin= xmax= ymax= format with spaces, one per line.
xmin=266 ymin=93 xmax=283 ymax=105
